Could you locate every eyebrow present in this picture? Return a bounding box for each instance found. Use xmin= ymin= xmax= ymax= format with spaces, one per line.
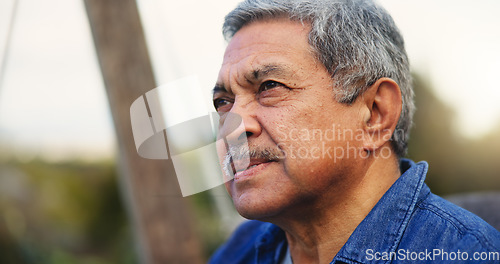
xmin=212 ymin=64 xmax=294 ymax=95
xmin=212 ymin=83 xmax=227 ymax=96
xmin=250 ymin=64 xmax=292 ymax=82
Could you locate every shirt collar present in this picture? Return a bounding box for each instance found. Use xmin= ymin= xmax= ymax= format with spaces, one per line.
xmin=255 ymin=222 xmax=288 ymax=263
xmin=254 ymin=159 xmax=430 ymax=264
xmin=333 ymin=159 xmax=430 ymax=264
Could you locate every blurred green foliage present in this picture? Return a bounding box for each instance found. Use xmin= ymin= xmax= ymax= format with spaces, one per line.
xmin=0 ymin=158 xmax=136 ymax=264
xmin=187 ymin=191 xmax=228 ymax=258
xmin=0 ymin=157 xmax=230 ymax=263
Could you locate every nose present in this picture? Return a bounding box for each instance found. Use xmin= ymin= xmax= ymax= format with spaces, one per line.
xmin=219 ymin=99 xmax=262 ymax=143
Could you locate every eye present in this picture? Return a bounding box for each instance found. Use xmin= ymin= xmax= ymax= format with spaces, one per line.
xmin=213 ymin=97 xmax=233 ymax=111
xmin=259 ymin=80 xmax=285 ymax=92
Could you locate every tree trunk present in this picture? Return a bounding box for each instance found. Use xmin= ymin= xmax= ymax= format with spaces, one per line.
xmin=83 ymin=0 xmax=203 ymax=263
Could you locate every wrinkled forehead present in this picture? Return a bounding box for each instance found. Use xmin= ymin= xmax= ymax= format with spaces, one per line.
xmin=218 ymin=19 xmax=315 ymax=80
xmin=239 ymin=19 xmax=312 ymax=49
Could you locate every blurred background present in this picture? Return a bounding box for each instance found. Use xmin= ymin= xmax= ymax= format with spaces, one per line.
xmin=0 ymin=0 xmax=499 ymax=263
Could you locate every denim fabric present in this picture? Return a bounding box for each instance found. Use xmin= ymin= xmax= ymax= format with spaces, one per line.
xmin=209 ymin=159 xmax=500 ymax=263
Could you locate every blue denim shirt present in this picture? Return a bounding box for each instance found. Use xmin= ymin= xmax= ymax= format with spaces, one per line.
xmin=210 ymin=159 xmax=500 ymax=263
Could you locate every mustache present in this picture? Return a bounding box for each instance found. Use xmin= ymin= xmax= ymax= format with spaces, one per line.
xmin=222 ymin=144 xmax=284 ymax=177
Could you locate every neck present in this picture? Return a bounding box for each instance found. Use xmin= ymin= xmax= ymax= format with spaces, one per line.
xmin=275 ymin=153 xmax=401 ymax=264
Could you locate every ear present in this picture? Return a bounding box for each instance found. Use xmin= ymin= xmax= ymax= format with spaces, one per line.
xmin=360 ymin=78 xmax=402 ymax=152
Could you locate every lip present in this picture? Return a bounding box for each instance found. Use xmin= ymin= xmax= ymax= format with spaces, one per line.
xmin=234 ymin=161 xmax=273 ymax=181
xmin=233 ymin=158 xmax=268 ymax=172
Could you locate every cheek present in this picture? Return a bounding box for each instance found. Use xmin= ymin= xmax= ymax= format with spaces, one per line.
xmin=224 ymin=181 xmax=233 ymax=198
xmin=216 ymin=138 xmax=226 ymax=160
xmin=281 ymin=140 xmax=336 ymax=176
xmin=271 ymin=122 xmax=361 ymax=181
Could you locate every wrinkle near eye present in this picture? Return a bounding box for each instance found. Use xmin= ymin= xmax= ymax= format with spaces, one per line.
xmin=257 ymin=86 xmax=302 ymax=107
xmin=259 ymin=80 xmax=285 ymax=92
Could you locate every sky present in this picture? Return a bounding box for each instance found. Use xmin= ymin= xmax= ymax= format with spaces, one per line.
xmin=0 ymin=0 xmax=499 ymax=161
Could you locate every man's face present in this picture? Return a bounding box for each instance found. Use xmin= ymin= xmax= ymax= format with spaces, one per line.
xmin=214 ymin=20 xmax=366 ymax=220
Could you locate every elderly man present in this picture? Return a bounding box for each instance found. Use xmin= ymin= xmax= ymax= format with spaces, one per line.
xmin=210 ymin=0 xmax=500 ymax=263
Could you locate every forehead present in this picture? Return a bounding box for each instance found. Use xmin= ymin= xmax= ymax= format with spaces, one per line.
xmin=219 ymin=19 xmax=315 ymax=80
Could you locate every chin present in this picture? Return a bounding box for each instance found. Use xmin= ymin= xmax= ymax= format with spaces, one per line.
xmin=231 ymin=191 xmax=291 ymax=221
xmin=235 ymin=205 xmax=279 ymax=221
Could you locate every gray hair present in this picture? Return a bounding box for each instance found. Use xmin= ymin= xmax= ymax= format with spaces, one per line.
xmin=223 ymin=0 xmax=414 ymax=157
